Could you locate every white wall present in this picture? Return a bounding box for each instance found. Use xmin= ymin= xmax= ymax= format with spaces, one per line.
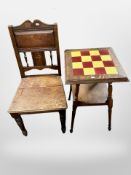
xmin=0 ymin=0 xmax=131 ymax=175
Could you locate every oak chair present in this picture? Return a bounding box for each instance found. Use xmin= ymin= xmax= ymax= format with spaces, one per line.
xmin=8 ymin=20 xmax=67 ymax=136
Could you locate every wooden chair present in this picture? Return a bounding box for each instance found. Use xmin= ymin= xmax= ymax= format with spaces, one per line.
xmin=8 ymin=20 xmax=67 ymax=136
xmin=68 ymin=83 xmax=112 ymax=133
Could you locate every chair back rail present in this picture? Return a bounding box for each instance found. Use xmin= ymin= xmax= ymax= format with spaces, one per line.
xmin=8 ymin=20 xmax=61 ymax=77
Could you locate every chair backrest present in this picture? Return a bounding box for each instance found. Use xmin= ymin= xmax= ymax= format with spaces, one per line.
xmin=8 ymin=20 xmax=61 ymax=78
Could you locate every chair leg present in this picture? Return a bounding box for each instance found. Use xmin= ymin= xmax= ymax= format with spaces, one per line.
xmin=70 ymin=105 xmax=77 ymax=133
xmin=10 ymin=113 xmax=28 ymax=136
xmin=59 ymin=110 xmax=66 ymax=133
xmin=68 ymin=85 xmax=72 ymax=100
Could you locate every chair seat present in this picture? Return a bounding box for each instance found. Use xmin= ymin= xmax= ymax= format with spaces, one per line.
xmin=9 ymin=75 xmax=67 ymax=114
xmin=72 ymin=83 xmax=108 ymax=104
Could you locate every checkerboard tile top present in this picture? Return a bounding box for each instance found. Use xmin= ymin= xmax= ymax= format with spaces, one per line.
xmin=71 ymin=49 xmax=118 ymax=76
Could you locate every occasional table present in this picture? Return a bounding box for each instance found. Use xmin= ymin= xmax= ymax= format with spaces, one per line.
xmin=65 ymin=47 xmax=129 ymax=132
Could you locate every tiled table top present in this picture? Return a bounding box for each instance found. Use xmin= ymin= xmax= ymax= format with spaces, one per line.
xmin=65 ymin=47 xmax=129 ymax=84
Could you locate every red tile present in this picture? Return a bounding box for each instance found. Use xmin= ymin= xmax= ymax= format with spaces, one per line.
xmin=73 ymin=69 xmax=84 ymax=76
xmin=91 ymin=56 xmax=101 ymax=61
xmin=94 ymin=68 xmax=106 ymax=75
xmin=72 ymin=56 xmax=81 ymax=62
xmin=81 ymin=50 xmax=90 ymax=56
xmin=99 ymin=49 xmax=109 ymax=55
xmin=103 ymin=61 xmax=114 ymax=67
xmin=83 ymin=61 xmax=93 ymax=68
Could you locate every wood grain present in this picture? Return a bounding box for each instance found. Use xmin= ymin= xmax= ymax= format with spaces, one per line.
xmin=9 ymin=76 xmax=67 ymax=114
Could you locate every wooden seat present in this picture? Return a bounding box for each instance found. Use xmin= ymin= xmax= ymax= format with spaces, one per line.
xmin=72 ymin=83 xmax=108 ymax=104
xmin=8 ymin=20 xmax=67 ymax=136
xmin=9 ymin=76 xmax=67 ymax=114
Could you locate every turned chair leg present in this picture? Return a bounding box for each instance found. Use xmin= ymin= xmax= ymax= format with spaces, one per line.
xmin=59 ymin=110 xmax=66 ymax=133
xmin=107 ymin=83 xmax=113 ymax=131
xmin=68 ymin=85 xmax=72 ymax=100
xmin=10 ymin=113 xmax=28 ymax=136
xmin=70 ymin=105 xmax=77 ymax=133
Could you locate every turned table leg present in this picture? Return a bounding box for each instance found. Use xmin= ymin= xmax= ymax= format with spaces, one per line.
xmin=70 ymin=104 xmax=77 ymax=133
xmin=68 ymin=85 xmax=72 ymax=100
xmin=70 ymin=84 xmax=80 ymax=133
xmin=107 ymin=83 xmax=113 ymax=131
xmin=10 ymin=113 xmax=28 ymax=136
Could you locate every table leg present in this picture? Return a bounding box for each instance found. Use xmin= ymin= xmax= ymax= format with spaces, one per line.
xmin=68 ymin=85 xmax=72 ymax=100
xmin=107 ymin=83 xmax=113 ymax=131
xmin=70 ymin=84 xmax=80 ymax=133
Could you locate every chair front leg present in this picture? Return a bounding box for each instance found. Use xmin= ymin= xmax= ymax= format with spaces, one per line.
xmin=10 ymin=113 xmax=28 ymax=136
xmin=59 ymin=110 xmax=66 ymax=133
